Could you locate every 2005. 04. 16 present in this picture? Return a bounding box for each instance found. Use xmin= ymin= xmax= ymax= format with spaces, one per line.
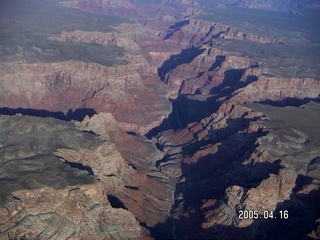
xmin=238 ymin=210 xmax=289 ymax=220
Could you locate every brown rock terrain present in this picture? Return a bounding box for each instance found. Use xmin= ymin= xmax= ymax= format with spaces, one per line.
xmin=0 ymin=115 xmax=143 ymax=240
xmin=1 ymin=185 xmax=141 ymax=240
xmin=231 ymin=76 xmax=320 ymax=103
xmin=196 ymin=0 xmax=320 ymax=12
xmin=0 ymin=0 xmax=320 ymax=239
xmin=154 ymin=17 xmax=320 ymax=236
xmin=65 ymin=0 xmax=138 ymax=17
xmin=73 ymin=113 xmax=175 ymax=231
xmin=0 ymin=58 xmax=171 ymax=134
xmin=159 ymin=45 xmax=260 ymax=95
xmin=163 ymin=18 xmax=284 ymax=47
xmin=0 ymin=112 xmax=175 ymax=239
xmin=153 ymin=102 xmax=320 ymax=239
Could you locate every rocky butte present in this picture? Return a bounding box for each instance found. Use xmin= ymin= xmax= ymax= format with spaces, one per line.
xmin=0 ymin=0 xmax=319 ymax=239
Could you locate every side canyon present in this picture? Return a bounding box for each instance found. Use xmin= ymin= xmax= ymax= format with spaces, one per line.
xmin=0 ymin=0 xmax=319 ymax=239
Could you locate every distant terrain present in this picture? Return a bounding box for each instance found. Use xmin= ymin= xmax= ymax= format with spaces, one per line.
xmin=199 ymin=7 xmax=320 ymax=78
xmin=0 ymin=0 xmax=128 ymax=64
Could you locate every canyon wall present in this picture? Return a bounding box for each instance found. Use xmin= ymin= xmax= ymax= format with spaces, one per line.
xmin=0 ymin=0 xmax=319 ymax=239
xmin=0 ymin=115 xmax=143 ymax=239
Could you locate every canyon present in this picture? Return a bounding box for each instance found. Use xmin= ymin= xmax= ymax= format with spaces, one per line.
xmin=0 ymin=0 xmax=319 ymax=239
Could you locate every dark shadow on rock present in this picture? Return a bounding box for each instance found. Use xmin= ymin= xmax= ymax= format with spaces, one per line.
xmin=208 ymin=55 xmax=226 ymax=71
xmin=126 ymin=131 xmax=139 ymax=136
xmin=164 ymin=19 xmax=190 ymax=40
xmin=181 ymin=116 xmax=262 ymax=157
xmin=147 ymin=85 xmax=320 ymax=238
xmin=146 ymin=95 xmax=220 ymax=138
xmin=177 ymin=130 xmax=278 ymax=211
xmin=146 ymin=98 xmax=182 ymax=138
xmin=0 ymin=107 xmax=97 ymax=121
xmin=151 ymin=113 xmax=290 ymax=239
xmin=152 ymin=128 xmax=320 ymax=239
xmin=210 ymin=69 xmax=244 ymax=95
xmin=66 ymin=108 xmax=97 ymax=121
xmin=258 ymin=97 xmax=320 ymax=108
xmin=148 ymin=219 xmax=175 ymax=240
xmin=147 ymin=68 xmax=258 ymax=139
xmin=206 ymin=71 xmax=258 ymax=103
xmin=151 ymin=168 xmax=320 ymax=239
xmin=107 ymin=195 xmax=128 ymax=210
xmin=158 ymin=47 xmax=205 ymax=81
xmin=66 ymin=161 xmax=94 ymax=175
xmin=124 ymin=186 xmax=139 ymax=190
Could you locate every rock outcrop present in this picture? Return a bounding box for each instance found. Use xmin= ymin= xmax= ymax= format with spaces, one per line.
xmin=65 ymin=0 xmax=138 ymax=17
xmin=0 ymin=112 xmax=176 ymax=239
xmin=1 ymin=0 xmax=319 ymax=239
xmin=163 ymin=18 xmax=284 ymax=47
xmin=1 ymin=185 xmax=142 ymax=240
xmin=0 ymin=58 xmax=171 ymax=134
xmin=74 ymin=113 xmax=175 ymax=238
xmin=0 ymin=114 xmax=143 ymax=239
xmin=153 ymin=102 xmax=320 ymax=239
xmin=196 ymin=0 xmax=320 ymax=12
xmin=231 ymin=76 xmax=320 ymax=103
xmin=159 ymin=45 xmax=260 ymax=95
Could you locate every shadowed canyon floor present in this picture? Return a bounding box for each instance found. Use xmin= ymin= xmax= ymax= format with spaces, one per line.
xmin=0 ymin=0 xmax=320 ymax=239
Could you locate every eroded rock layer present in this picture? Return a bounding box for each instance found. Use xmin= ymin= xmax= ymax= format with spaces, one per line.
xmin=0 ymin=57 xmax=171 ymax=135
xmin=0 ymin=115 xmax=142 ymax=239
xmin=153 ymin=102 xmax=320 ymax=239
xmin=1 ymin=0 xmax=320 ymax=239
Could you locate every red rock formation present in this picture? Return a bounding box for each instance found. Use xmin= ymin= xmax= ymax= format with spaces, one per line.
xmin=0 ymin=114 xmax=146 ymax=240
xmin=164 ymin=19 xmax=284 ymax=47
xmin=0 ymin=184 xmax=142 ymax=240
xmin=74 ymin=113 xmax=175 ymax=232
xmin=73 ymin=0 xmax=138 ymax=17
xmin=1 ymin=1 xmax=319 ymax=239
xmin=161 ymin=46 xmax=260 ymax=95
xmin=0 ymin=59 xmax=171 ymax=134
xmin=231 ymin=76 xmax=320 ymax=103
xmin=154 ymin=101 xmax=320 ymax=239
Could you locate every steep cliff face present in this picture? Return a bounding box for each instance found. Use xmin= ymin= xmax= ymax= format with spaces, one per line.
xmin=74 ymin=113 xmax=175 ymax=231
xmin=68 ymin=0 xmax=138 ymax=17
xmin=51 ymin=22 xmax=163 ymax=53
xmin=231 ymin=76 xmax=320 ymax=103
xmin=0 ymin=8 xmax=184 ymax=135
xmin=197 ymin=0 xmax=320 ymax=12
xmin=199 ymin=102 xmax=320 ymax=239
xmin=1 ymin=185 xmax=142 ymax=240
xmin=1 ymin=0 xmax=319 ymax=239
xmin=51 ymin=30 xmax=141 ymax=53
xmin=0 ymin=58 xmax=171 ymax=134
xmin=0 ymin=112 xmax=176 ymax=239
xmin=152 ymin=13 xmax=320 ymax=236
xmin=153 ymin=102 xmax=320 ymax=239
xmin=0 ymin=115 xmax=143 ymax=239
xmin=159 ymin=45 xmax=260 ymax=95
xmin=163 ymin=18 xmax=284 ymax=47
